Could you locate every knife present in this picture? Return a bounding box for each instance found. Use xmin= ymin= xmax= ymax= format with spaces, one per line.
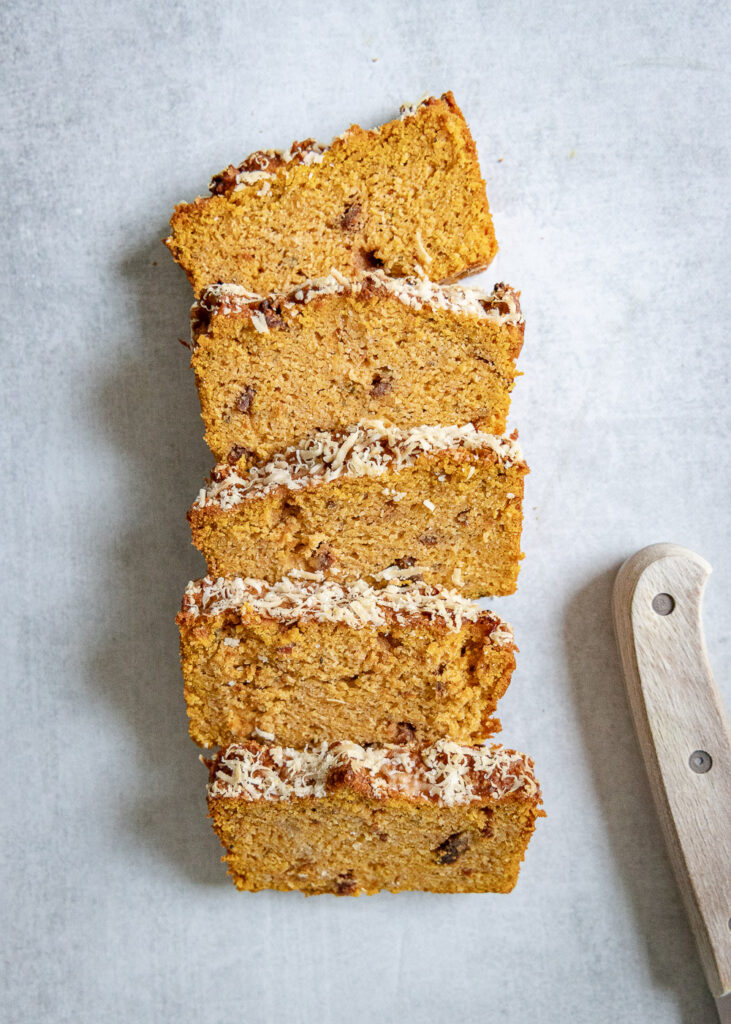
xmin=613 ymin=543 xmax=731 ymax=1021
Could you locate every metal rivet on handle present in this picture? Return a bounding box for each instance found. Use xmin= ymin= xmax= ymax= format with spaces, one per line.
xmin=689 ymin=750 xmax=712 ymax=774
xmin=652 ymin=593 xmax=675 ymax=615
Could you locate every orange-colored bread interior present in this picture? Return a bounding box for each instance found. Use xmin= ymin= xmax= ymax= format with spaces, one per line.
xmin=179 ymin=602 xmax=515 ymax=748
xmin=192 ymin=281 xmax=522 ymax=465
xmin=166 ymin=94 xmax=497 ymax=296
xmin=207 ymin=739 xmax=542 ymax=895
xmin=189 ymin=448 xmax=526 ymax=599
xmin=210 ymin=791 xmax=540 ymax=895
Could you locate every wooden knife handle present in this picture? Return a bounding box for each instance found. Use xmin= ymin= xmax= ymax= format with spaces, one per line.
xmin=613 ymin=543 xmax=731 ymax=998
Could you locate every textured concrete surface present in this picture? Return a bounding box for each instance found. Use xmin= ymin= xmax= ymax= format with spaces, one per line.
xmin=1 ymin=1 xmax=729 ymax=1021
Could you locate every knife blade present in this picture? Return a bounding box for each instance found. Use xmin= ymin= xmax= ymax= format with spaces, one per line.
xmin=613 ymin=543 xmax=731 ymax=1018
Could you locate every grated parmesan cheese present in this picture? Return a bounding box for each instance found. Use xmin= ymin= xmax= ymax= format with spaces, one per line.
xmin=232 ymin=169 xmax=272 ymax=187
xmin=399 ymin=94 xmax=436 ymax=119
xmin=197 ymin=273 xmax=523 ymax=327
xmin=250 ymin=310 xmax=268 ymax=333
xmin=180 ymin=570 xmax=514 ymax=643
xmin=193 ymin=421 xmax=524 ymax=511
xmin=208 ymin=738 xmax=541 ymax=807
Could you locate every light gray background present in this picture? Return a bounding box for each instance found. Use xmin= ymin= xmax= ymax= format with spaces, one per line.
xmin=2 ymin=1 xmax=729 ymax=1021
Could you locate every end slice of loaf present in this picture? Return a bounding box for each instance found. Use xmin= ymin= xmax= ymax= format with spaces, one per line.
xmin=166 ymin=93 xmax=497 ymax=296
xmin=188 ymin=422 xmax=527 ymax=598
xmin=207 ymin=739 xmax=543 ymax=894
xmin=179 ymin=572 xmax=516 ymax=749
xmin=192 ymin=273 xmax=523 ymax=464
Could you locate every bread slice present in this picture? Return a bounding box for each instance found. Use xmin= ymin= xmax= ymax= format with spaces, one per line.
xmin=178 ymin=572 xmax=516 ymax=749
xmin=206 ymin=739 xmax=543 ymax=894
xmin=166 ymin=93 xmax=497 ymax=296
xmin=191 ymin=273 xmax=523 ymax=465
xmin=188 ymin=422 xmax=527 ymax=598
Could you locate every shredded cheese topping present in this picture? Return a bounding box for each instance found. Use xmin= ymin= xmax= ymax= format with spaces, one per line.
xmin=399 ymin=95 xmax=437 ymax=119
xmin=180 ymin=570 xmax=514 ymax=641
xmin=194 ymin=421 xmax=524 ymax=510
xmin=197 ymin=272 xmax=523 ymax=327
xmin=231 ymin=170 xmax=272 ymax=187
xmin=208 ymin=739 xmax=541 ymax=806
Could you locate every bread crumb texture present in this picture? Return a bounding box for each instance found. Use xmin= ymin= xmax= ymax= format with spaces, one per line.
xmin=179 ymin=573 xmax=516 ymax=748
xmin=207 ymin=739 xmax=543 ymax=894
xmin=166 ymin=94 xmax=497 ymax=296
xmin=191 ymin=273 xmax=523 ymax=463
xmin=167 ymin=90 xmax=542 ymax=896
xmin=189 ymin=422 xmax=527 ymax=597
